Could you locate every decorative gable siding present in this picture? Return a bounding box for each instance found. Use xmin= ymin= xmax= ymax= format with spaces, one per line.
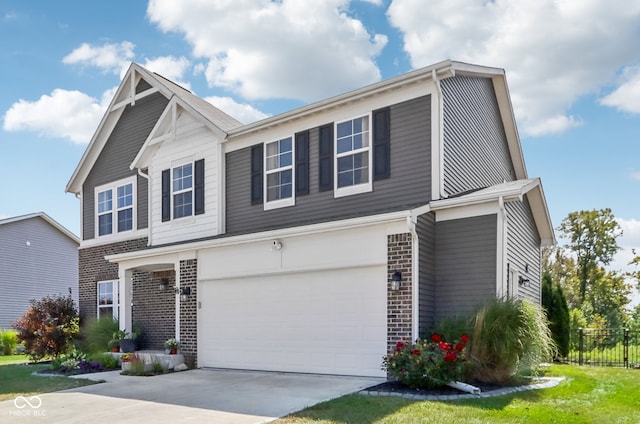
xmin=435 ymin=214 xmax=497 ymax=321
xmin=82 ymin=91 xmax=169 ymax=240
xmin=226 ymin=95 xmax=431 ymax=235
xmin=441 ymin=76 xmax=516 ymax=196
xmin=0 ymin=217 xmax=78 ymax=328
xmin=416 ymin=212 xmax=436 ymax=334
xmin=506 ymin=199 xmax=541 ymax=302
xmin=149 ymin=113 xmax=221 ymax=246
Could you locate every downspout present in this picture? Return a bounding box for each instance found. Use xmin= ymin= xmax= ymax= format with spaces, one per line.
xmin=407 ymin=215 xmax=419 ymax=341
xmin=74 ymin=192 xmax=83 ymax=241
xmin=137 ymin=168 xmax=152 ymax=247
xmin=498 ymin=196 xmax=508 ymax=298
xmin=432 ymin=69 xmax=447 ymax=200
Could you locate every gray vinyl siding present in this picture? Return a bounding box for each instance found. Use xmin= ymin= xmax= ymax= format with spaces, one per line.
xmin=435 ymin=214 xmax=497 ymax=321
xmin=441 ymin=76 xmax=516 ymax=196
xmin=82 ymin=91 xmax=168 ymax=240
xmin=0 ymin=217 xmax=78 ymax=328
xmin=506 ymin=200 xmax=542 ymax=303
xmin=226 ymin=95 xmax=431 ymax=234
xmin=416 ymin=212 xmax=436 ymax=335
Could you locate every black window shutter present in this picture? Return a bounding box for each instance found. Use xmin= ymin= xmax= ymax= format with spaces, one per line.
xmin=161 ymin=169 xmax=171 ymax=222
xmin=318 ymin=124 xmax=333 ymax=192
xmin=194 ymin=159 xmax=205 ymax=215
xmin=373 ymin=107 xmax=391 ymax=180
xmin=295 ymin=131 xmax=309 ymax=196
xmin=250 ymin=144 xmax=263 ymax=205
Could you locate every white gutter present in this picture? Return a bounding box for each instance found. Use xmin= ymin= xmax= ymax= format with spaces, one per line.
xmin=431 ymin=69 xmax=447 ymax=200
xmin=407 ymin=215 xmax=420 ymax=342
xmin=137 ymin=168 xmax=152 ymax=247
xmin=497 ymin=196 xmax=508 ymax=297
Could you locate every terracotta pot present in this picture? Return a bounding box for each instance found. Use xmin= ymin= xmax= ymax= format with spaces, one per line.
xmin=170 ymin=348 xmax=177 ymax=354
xmin=111 ymin=346 xmax=120 ymax=352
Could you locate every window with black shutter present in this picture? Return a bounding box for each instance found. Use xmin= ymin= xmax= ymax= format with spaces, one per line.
xmin=161 ymin=169 xmax=171 ymax=222
xmin=194 ymin=158 xmax=205 ymax=215
xmin=251 ymin=144 xmax=263 ymax=205
xmin=318 ymin=124 xmax=333 ymax=192
xmin=295 ymin=131 xmax=309 ymax=196
xmin=373 ymin=107 xmax=390 ymax=180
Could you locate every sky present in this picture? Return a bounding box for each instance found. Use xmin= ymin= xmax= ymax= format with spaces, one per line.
xmin=1 ymin=0 xmax=639 ymax=300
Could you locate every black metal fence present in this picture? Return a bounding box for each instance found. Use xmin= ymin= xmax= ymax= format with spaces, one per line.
xmin=568 ymin=328 xmax=640 ymax=368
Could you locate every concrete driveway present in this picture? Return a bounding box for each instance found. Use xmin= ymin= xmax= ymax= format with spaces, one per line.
xmin=1 ymin=368 xmax=384 ymax=423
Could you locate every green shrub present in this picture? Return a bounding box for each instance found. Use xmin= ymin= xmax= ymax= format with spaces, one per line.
xmin=12 ymin=294 xmax=79 ymax=361
xmin=0 ymin=329 xmax=19 ymax=355
xmin=78 ymin=318 xmax=120 ymax=353
xmin=542 ymin=272 xmax=570 ymax=358
xmin=469 ymin=298 xmax=555 ymax=384
xmin=383 ymin=333 xmax=471 ymax=389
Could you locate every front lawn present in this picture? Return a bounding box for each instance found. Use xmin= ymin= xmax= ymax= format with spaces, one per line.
xmin=0 ymin=359 xmax=99 ymax=402
xmin=277 ymin=365 xmax=640 ymax=423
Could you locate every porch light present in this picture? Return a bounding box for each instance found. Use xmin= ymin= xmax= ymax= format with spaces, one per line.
xmin=159 ymin=278 xmax=169 ymax=291
xmin=180 ymin=286 xmax=191 ymax=302
xmin=390 ymin=271 xmax=402 ymax=291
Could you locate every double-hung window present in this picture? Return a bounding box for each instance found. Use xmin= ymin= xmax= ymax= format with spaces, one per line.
xmin=161 ymin=159 xmax=205 ymax=222
xmin=97 ymin=280 xmax=118 ymax=319
xmin=335 ymin=114 xmax=372 ymax=197
xmin=264 ymin=137 xmax=294 ymax=209
xmin=172 ymin=163 xmax=193 ymax=219
xmin=95 ymin=178 xmax=135 ymax=237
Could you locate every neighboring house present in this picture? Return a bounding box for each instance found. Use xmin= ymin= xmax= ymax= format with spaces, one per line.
xmin=0 ymin=212 xmax=79 ymax=329
xmin=66 ymin=60 xmax=555 ymax=377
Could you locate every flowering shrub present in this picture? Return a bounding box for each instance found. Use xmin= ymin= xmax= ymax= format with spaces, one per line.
xmin=382 ymin=333 xmax=470 ymax=389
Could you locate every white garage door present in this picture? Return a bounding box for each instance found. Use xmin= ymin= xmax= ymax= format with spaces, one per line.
xmin=198 ymin=266 xmax=387 ymax=377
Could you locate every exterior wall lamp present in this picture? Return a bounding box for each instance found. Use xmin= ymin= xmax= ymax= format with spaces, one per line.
xmin=179 ymin=286 xmax=191 ymax=302
xmin=159 ymin=278 xmax=169 ymax=291
xmin=390 ymin=271 xmax=402 ymax=291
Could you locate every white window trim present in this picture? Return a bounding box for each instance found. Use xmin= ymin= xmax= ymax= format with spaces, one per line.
xmin=264 ymin=136 xmax=295 ymax=211
xmin=97 ymin=280 xmax=119 ymax=320
xmin=334 ymin=113 xmax=373 ymax=198
xmin=171 ymin=162 xmax=194 ymax=220
xmin=94 ymin=176 xmax=136 ymax=239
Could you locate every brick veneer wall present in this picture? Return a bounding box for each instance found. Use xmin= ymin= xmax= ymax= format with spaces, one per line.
xmin=387 ymin=233 xmax=413 ymax=353
xmin=132 ymin=270 xmax=176 ymax=350
xmin=78 ymin=238 xmax=149 ymax=321
xmin=179 ymin=259 xmax=198 ymax=367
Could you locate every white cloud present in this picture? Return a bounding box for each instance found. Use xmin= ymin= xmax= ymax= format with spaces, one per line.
xmin=147 ymin=0 xmax=386 ymax=101
xmin=360 ymin=0 xmax=383 ymax=5
xmin=2 ymin=89 xmax=109 ymax=144
xmin=600 ymin=66 xmax=640 ymax=114
xmin=203 ymin=96 xmax=270 ymax=124
xmin=142 ymin=56 xmax=192 ymax=89
xmin=387 ymin=0 xmax=640 ymax=137
xmin=63 ymin=41 xmax=135 ymax=75
xmin=630 ymin=171 xmax=640 ymax=182
xmin=612 ymin=218 xmax=640 ymax=306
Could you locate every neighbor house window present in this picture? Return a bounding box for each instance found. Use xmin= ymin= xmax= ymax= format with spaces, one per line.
xmin=95 ymin=178 xmax=135 ymax=237
xmin=161 ymin=159 xmax=205 ymax=222
xmin=97 ymin=280 xmax=118 ymax=319
xmin=173 ymin=163 xmax=193 ymax=219
xmin=335 ymin=115 xmax=372 ymax=197
xmin=264 ymin=137 xmax=294 ymax=209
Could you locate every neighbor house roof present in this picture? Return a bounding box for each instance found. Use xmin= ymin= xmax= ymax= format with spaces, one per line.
xmin=0 ymin=212 xmax=80 ymax=244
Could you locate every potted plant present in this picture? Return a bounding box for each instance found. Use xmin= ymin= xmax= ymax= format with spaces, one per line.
xmin=116 ymin=329 xmax=140 ymax=353
xmin=108 ymin=338 xmax=120 ymax=352
xmin=164 ymin=338 xmax=179 ymax=354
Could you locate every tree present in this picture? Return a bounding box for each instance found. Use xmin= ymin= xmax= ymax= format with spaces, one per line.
xmin=541 ymin=272 xmax=570 ymax=358
xmin=12 ymin=293 xmax=79 ymax=361
xmin=558 ymin=208 xmax=622 ymax=306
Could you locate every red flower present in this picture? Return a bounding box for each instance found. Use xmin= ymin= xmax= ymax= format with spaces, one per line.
xmin=444 ymin=351 xmax=457 ymax=362
xmin=439 ymin=342 xmax=451 ymax=351
xmin=412 ymin=349 xmax=420 ymax=356
xmin=460 ymin=334 xmax=469 ymax=344
xmin=396 ymin=341 xmax=406 ymax=351
xmin=455 ymin=343 xmax=465 ymax=352
xmin=431 ymin=333 xmax=442 ymax=343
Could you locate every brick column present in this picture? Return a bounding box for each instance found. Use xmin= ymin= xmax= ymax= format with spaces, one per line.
xmin=387 ymin=233 xmax=413 ymax=353
xmin=179 ymin=259 xmax=198 ymax=367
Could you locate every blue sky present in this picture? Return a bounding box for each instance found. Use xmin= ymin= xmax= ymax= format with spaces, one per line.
xmin=1 ymin=0 xmax=639 ymax=292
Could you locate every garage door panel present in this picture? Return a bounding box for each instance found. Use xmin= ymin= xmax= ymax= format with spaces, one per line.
xmin=199 ymin=266 xmax=387 ymax=377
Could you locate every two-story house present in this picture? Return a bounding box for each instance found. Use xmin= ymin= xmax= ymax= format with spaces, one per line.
xmin=66 ymin=60 xmax=554 ymax=377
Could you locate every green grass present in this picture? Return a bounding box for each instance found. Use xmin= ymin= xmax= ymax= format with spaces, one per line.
xmin=277 ymin=365 xmax=640 ymax=423
xmin=0 ymin=357 xmax=99 ymax=401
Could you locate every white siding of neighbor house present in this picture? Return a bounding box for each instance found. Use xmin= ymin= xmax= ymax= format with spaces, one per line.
xmin=149 ymin=111 xmax=222 ymax=246
xmin=0 ymin=216 xmax=78 ymax=329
